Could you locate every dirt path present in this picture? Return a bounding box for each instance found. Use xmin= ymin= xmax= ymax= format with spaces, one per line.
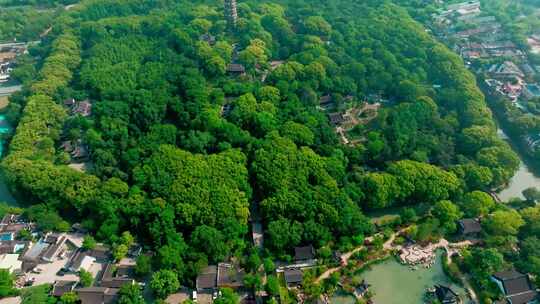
xmin=445 ymin=249 xmax=478 ymax=304
xmin=315 ymin=226 xmax=477 ymax=302
xmin=315 ymin=227 xmax=408 ymax=283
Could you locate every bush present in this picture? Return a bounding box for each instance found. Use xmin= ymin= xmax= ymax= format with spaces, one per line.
xmin=0 ymin=269 xmax=18 ymax=298
xmin=79 ymin=269 xmax=93 ymax=287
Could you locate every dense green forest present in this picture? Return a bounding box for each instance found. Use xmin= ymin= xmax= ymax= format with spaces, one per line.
xmin=0 ymin=0 xmax=523 ymax=294
xmin=0 ymin=8 xmax=56 ymax=42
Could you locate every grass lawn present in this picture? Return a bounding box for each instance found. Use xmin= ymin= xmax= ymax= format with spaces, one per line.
xmin=0 ymin=96 xmax=9 ymax=111
xmin=20 ymin=284 xmax=54 ymax=304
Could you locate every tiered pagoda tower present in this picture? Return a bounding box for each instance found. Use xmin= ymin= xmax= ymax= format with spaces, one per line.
xmin=224 ymin=0 xmax=238 ymax=29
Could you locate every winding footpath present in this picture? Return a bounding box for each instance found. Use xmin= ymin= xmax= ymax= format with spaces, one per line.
xmin=315 ymin=227 xmax=406 ymax=283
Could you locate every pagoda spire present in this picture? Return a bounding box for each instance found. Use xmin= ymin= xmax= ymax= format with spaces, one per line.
xmin=224 ymin=0 xmax=238 ymax=29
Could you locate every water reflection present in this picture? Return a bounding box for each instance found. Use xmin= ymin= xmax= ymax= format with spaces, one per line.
xmin=497 ymin=128 xmax=540 ymax=201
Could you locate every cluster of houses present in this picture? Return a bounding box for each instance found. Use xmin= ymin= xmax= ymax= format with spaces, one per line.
xmin=0 ymin=43 xmax=27 ymax=84
xmin=164 ymin=245 xmax=320 ymax=304
xmin=318 ymin=94 xmax=382 ymax=145
xmin=432 ymin=1 xmax=540 ymax=155
xmin=434 ymin=2 xmax=525 ymax=60
xmin=60 ymin=98 xmax=93 ymax=165
xmin=0 ymin=214 xmax=142 ymax=304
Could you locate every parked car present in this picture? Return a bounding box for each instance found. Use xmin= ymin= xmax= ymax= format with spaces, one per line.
xmin=56 ymin=268 xmax=68 ymax=276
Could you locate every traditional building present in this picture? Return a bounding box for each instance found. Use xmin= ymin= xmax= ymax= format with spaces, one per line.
xmin=491 ymin=270 xmax=538 ymax=304
xmin=284 ymin=269 xmax=303 ymax=287
xmin=224 ymin=0 xmax=238 ymax=29
xmin=435 ymin=285 xmax=460 ymax=304
xmin=458 ymin=218 xmax=482 ymax=236
xmin=294 ymin=245 xmax=315 ymax=262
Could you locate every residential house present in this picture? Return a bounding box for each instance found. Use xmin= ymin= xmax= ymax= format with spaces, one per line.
xmin=226 ymin=63 xmax=246 ymax=76
xmin=523 ymin=84 xmax=540 ymax=100
xmin=294 ymin=245 xmax=315 ymax=262
xmin=488 ymin=61 xmax=525 ymax=80
xmin=127 ymin=243 xmax=142 ymax=258
xmin=51 ymin=280 xmax=78 ymax=297
xmin=75 ymin=287 xmax=119 ymax=304
xmin=501 ymin=82 xmax=523 ymax=100
xmin=199 ymin=34 xmax=216 ymax=46
xmin=524 ymin=134 xmax=540 ymax=152
xmin=269 ymin=60 xmax=284 ymax=70
xmin=99 ymin=263 xmax=135 ymax=288
xmin=68 ymin=250 xmax=96 ymax=273
xmin=319 ymin=95 xmax=334 ymax=110
xmin=458 ymin=218 xmax=482 ymax=236
xmin=165 ymin=288 xmax=191 ymax=304
xmin=41 ymin=234 xmax=68 ymax=263
xmin=527 ymin=36 xmax=540 ymax=54
xmin=0 ymin=241 xmax=29 ymax=254
xmin=491 ymin=270 xmax=538 ymax=304
xmin=88 ymin=244 xmax=111 ymax=261
xmin=284 ymin=269 xmax=303 ymax=287
xmin=217 ymin=263 xmax=245 ymax=290
xmin=521 ymin=64 xmax=536 ymax=78
xmin=72 ymin=100 xmax=92 ymax=117
xmin=0 ymin=214 xmax=29 ymax=240
xmin=196 ymin=265 xmax=217 ymax=291
xmin=327 ymin=112 xmax=345 ymax=126
xmin=354 ymin=280 xmax=370 ymax=298
xmin=0 ymin=254 xmax=22 ymax=273
xmin=435 ymin=285 xmax=460 ymax=304
xmin=64 ymin=98 xmax=76 ymax=108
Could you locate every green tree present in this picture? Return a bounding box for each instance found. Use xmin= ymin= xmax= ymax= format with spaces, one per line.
xmin=263 ymin=258 xmax=275 ymax=274
xmin=523 ymin=187 xmax=540 ymax=203
xmin=266 ymin=275 xmax=280 ymax=296
xmin=59 ymin=292 xmax=78 ymax=304
xmin=0 ymin=269 xmax=16 ymax=298
xmin=79 ymin=269 xmax=93 ymax=287
xmin=150 ymin=270 xmax=180 ymax=299
xmin=113 ymin=244 xmax=129 ymax=262
xmin=214 ymin=288 xmax=239 ymax=304
xmin=117 ymin=284 xmax=144 ymax=304
xmin=190 ymin=225 xmax=228 ymax=263
xmin=432 ymin=200 xmax=463 ymax=233
xmin=82 ymin=235 xmax=96 ymax=250
xmin=135 ymin=254 xmax=152 ymax=278
xmin=483 ymin=210 xmax=525 ymax=236
xmin=461 ymin=191 xmax=495 ymax=217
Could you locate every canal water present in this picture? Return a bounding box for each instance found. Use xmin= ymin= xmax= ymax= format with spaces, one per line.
xmin=497 ymin=128 xmax=540 ymax=201
xmin=0 ymin=114 xmax=16 ymax=206
xmin=340 ymin=251 xmax=466 ymax=304
xmin=0 ymin=82 xmax=18 ymax=206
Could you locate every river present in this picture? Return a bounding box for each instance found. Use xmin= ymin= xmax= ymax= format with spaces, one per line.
xmin=497 ymin=128 xmax=540 ymax=201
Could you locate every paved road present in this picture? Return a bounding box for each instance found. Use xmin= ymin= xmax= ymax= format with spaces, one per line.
xmin=0 ymin=85 xmax=21 ymax=96
xmin=0 ymin=297 xmax=20 ymax=304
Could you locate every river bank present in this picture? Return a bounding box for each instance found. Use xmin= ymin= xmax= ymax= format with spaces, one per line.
xmin=0 ymin=83 xmax=18 ymax=206
xmin=491 ymin=105 xmax=540 ymax=201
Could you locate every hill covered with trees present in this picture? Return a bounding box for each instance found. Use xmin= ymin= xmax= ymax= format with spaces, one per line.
xmin=0 ymin=0 xmax=520 ymax=289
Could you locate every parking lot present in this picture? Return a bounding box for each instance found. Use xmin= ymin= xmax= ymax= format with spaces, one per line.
xmin=23 ymin=251 xmax=105 ymax=286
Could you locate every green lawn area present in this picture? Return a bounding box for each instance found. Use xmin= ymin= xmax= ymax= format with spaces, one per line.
xmin=20 ymin=284 xmax=54 ymax=304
